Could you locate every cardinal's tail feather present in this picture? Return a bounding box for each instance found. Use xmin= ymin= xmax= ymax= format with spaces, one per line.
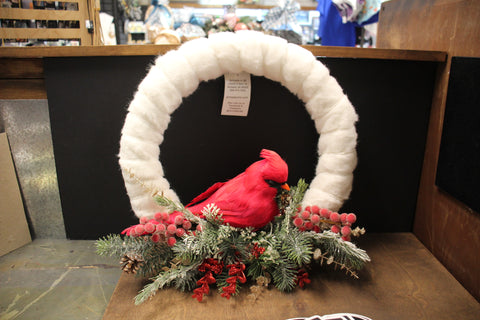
xmin=186 ymin=181 xmax=226 ymax=207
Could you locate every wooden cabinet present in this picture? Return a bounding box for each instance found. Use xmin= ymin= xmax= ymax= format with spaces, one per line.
xmin=0 ymin=0 xmax=97 ymax=46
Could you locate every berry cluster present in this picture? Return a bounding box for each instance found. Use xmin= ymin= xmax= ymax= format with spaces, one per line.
xmin=192 ymin=258 xmax=224 ymax=302
xmin=121 ymin=212 xmax=200 ymax=246
xmin=251 ymin=242 xmax=266 ymax=259
xmin=295 ymin=269 xmax=311 ymax=288
xmin=221 ymin=262 xmax=247 ymax=299
xmin=292 ymin=205 xmax=357 ymax=241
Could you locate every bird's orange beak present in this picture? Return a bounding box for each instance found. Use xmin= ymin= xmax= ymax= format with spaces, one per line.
xmin=281 ymin=183 xmax=290 ymax=191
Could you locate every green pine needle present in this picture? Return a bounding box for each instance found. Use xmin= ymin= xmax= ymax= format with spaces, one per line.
xmin=271 ymin=256 xmax=298 ymax=292
xmin=314 ymin=231 xmax=370 ymax=270
xmin=280 ymin=228 xmax=313 ymax=266
xmin=134 ymin=262 xmax=201 ymax=305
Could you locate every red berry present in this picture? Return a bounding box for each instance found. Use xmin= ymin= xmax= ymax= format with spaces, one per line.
xmin=154 ymin=212 xmax=163 ymax=221
xmin=310 ymin=214 xmax=321 ymax=224
xmin=182 ymin=220 xmax=192 ymax=230
xmin=346 ymin=213 xmax=357 ymax=224
xmin=301 ymin=211 xmax=311 ymax=220
xmin=305 ymin=206 xmax=312 ymax=212
xmin=156 ymin=223 xmax=166 ymax=233
xmin=174 ymin=214 xmax=184 ymax=225
xmin=196 ymin=224 xmax=204 ymax=232
xmin=320 ymin=208 xmax=330 ymax=218
xmin=139 ymin=216 xmax=149 ymax=224
xmin=167 ymin=224 xmax=177 ymax=235
xmin=297 ymin=206 xmax=302 ymax=212
xmin=176 ymin=228 xmax=186 ymax=237
xmin=161 ymin=212 xmax=170 ymax=221
xmin=341 ymin=226 xmax=351 ymax=236
xmin=342 ymin=235 xmax=351 ymax=242
xmin=311 ymin=205 xmax=320 ymax=214
xmin=151 ymin=233 xmax=160 ymax=243
xmin=330 ymin=212 xmax=340 ymax=222
xmin=144 ymin=222 xmax=156 ymax=233
xmin=305 ymin=222 xmax=313 ymax=230
xmin=340 ymin=213 xmax=347 ymax=224
xmin=134 ymin=224 xmax=145 ymax=235
xmin=313 ymin=225 xmax=321 ymax=233
xmin=331 ymin=225 xmax=340 ymax=233
xmin=293 ymin=218 xmax=304 ymax=227
xmin=167 ymin=237 xmax=176 ymax=247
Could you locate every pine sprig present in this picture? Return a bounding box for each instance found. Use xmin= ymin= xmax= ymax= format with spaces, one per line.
xmin=215 ymin=226 xmax=251 ymax=264
xmin=95 ymin=234 xmax=127 ymax=257
xmin=313 ymin=231 xmax=370 ymax=271
xmin=154 ymin=194 xmax=186 ymax=212
xmin=271 ymin=256 xmax=298 ymax=292
xmin=154 ymin=194 xmax=203 ymax=225
xmin=281 ymin=179 xmax=309 ymax=232
xmin=134 ymin=262 xmax=201 ymax=305
xmin=173 ymin=229 xmax=216 ymax=264
xmin=280 ymin=228 xmax=313 ymax=266
xmin=246 ymin=257 xmax=266 ymax=280
xmin=202 ymin=203 xmax=223 ymax=225
xmin=96 ymin=234 xmax=172 ymax=277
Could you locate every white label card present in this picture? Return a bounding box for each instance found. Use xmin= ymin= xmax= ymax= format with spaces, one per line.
xmin=221 ymin=72 xmax=251 ymax=117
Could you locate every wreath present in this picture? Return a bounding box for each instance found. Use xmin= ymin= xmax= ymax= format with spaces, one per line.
xmin=118 ymin=30 xmax=358 ymax=217
xmin=97 ymin=31 xmax=368 ymax=304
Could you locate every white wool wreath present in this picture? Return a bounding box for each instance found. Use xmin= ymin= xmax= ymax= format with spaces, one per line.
xmin=119 ymin=31 xmax=358 ymax=218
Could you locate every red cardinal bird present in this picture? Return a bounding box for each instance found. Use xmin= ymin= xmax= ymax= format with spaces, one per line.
xmin=185 ymin=149 xmax=290 ymax=229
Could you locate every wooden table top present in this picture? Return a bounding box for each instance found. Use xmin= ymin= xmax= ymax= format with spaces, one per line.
xmin=102 ymin=233 xmax=480 ymax=320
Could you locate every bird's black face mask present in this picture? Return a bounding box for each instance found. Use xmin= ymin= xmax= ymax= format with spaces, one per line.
xmin=265 ymin=179 xmax=290 ymax=191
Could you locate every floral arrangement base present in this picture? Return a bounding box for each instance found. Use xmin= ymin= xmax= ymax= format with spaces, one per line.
xmin=96 ymin=180 xmax=370 ymax=304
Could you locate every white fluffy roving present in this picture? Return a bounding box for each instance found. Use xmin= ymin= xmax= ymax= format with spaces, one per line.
xmin=119 ymin=31 xmax=358 ymax=218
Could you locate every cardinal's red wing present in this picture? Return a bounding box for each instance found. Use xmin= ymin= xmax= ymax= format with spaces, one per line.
xmin=186 ymin=181 xmax=226 ymax=207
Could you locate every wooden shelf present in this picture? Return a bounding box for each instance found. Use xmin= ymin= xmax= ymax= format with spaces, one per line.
xmin=0 ymin=44 xmax=447 ymax=100
xmin=0 ymin=0 xmax=93 ymax=45
xmin=102 ymin=233 xmax=480 ymax=320
xmin=168 ymin=2 xmax=317 ymax=10
xmin=0 ymin=7 xmax=80 ymax=20
xmin=0 ymin=44 xmax=447 ymax=62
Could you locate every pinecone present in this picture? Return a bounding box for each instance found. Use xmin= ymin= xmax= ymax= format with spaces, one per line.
xmin=120 ymin=253 xmax=144 ymax=274
xmin=277 ymin=190 xmax=292 ymax=215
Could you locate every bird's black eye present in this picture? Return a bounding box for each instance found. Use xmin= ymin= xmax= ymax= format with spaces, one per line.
xmin=265 ymin=179 xmax=280 ymax=188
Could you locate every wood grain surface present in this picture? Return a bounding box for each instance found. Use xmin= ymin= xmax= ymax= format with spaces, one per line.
xmin=102 ymin=233 xmax=480 ymax=320
xmin=0 ymin=44 xmax=446 ymax=61
xmin=377 ymin=0 xmax=480 ymax=301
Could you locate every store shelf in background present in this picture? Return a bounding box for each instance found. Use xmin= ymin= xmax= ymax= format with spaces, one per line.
xmin=0 ymin=0 xmax=94 ymax=46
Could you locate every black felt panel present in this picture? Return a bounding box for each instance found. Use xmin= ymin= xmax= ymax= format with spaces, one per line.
xmin=320 ymin=58 xmax=436 ymax=232
xmin=436 ymin=57 xmax=480 ymax=213
xmin=44 ymin=56 xmax=153 ymax=239
xmin=44 ymin=55 xmax=436 ymax=238
xmin=160 ymin=76 xmax=318 ymax=206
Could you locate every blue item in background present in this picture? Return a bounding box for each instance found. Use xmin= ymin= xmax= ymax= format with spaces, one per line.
xmin=317 ymin=0 xmax=378 ymax=47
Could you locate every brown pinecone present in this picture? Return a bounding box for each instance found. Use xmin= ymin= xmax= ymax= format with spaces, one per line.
xmin=277 ymin=191 xmax=292 ymax=215
xmin=120 ymin=253 xmax=144 ymax=274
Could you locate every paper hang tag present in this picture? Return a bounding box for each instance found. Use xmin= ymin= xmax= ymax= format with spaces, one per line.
xmin=221 ymin=72 xmax=251 ymax=117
